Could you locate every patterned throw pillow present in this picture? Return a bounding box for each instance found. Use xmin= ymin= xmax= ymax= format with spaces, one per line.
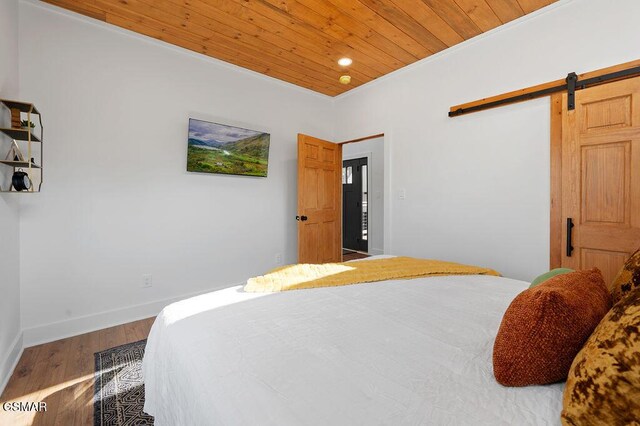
xmin=562 ymin=285 xmax=640 ymax=425
xmin=493 ymin=269 xmax=611 ymax=387
xmin=610 ymin=248 xmax=640 ymax=304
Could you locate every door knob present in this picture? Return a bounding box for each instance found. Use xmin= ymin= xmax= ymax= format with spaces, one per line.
xmin=296 ymin=215 xmax=308 ymax=221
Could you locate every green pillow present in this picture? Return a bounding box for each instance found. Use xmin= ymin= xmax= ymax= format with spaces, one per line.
xmin=530 ymin=268 xmax=574 ymax=288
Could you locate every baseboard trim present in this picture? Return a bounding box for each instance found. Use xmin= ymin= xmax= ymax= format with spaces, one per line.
xmin=0 ymin=331 xmax=24 ymax=397
xmin=22 ymin=285 xmax=238 ymax=348
xmin=369 ymin=248 xmax=384 ymax=256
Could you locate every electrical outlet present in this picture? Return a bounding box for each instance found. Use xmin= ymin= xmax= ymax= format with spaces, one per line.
xmin=142 ymin=274 xmax=153 ymax=288
xmin=275 ymin=253 xmax=283 ymax=265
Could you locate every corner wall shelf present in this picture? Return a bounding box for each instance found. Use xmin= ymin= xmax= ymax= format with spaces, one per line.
xmin=0 ymin=99 xmax=43 ymax=193
xmin=0 ymin=128 xmax=42 ymax=142
xmin=0 ymin=160 xmax=41 ymax=168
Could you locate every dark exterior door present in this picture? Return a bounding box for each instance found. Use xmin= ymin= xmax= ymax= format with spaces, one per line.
xmin=342 ymin=157 xmax=368 ymax=252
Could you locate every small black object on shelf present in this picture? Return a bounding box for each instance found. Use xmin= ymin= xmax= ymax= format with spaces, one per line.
xmin=11 ymin=170 xmax=32 ymax=191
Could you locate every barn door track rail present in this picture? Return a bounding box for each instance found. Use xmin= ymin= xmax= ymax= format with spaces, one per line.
xmin=449 ymin=59 xmax=640 ymax=117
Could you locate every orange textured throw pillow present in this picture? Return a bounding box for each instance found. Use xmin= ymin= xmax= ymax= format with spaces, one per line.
xmin=493 ymin=269 xmax=611 ymax=387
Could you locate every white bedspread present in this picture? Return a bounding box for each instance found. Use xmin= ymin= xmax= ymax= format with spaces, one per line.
xmin=143 ymin=257 xmax=563 ymax=425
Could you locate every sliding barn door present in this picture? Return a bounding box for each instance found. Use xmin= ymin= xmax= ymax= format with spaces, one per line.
xmin=297 ymin=134 xmax=342 ymax=263
xmin=560 ymin=76 xmax=640 ymax=284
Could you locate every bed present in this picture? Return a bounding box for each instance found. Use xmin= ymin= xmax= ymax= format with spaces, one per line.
xmin=143 ymin=255 xmax=564 ymax=425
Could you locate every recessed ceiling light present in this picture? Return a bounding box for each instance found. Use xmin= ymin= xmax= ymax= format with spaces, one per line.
xmin=339 ymin=75 xmax=351 ymax=85
xmin=338 ymin=57 xmax=353 ymax=67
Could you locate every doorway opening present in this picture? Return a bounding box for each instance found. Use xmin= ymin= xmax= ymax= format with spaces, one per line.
xmin=341 ymin=135 xmax=384 ymax=261
xmin=342 ymin=157 xmax=368 ymax=259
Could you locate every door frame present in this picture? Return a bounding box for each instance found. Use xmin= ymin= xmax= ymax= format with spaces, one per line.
xmin=338 ymin=132 xmax=390 ymax=256
xmin=342 ymin=152 xmax=373 ymax=253
xmin=295 ymin=131 xmax=390 ymax=262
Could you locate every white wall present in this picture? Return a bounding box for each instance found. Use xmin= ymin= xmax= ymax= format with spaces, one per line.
xmin=11 ymin=0 xmax=640 ymax=348
xmin=17 ymin=1 xmax=334 ymax=344
xmin=343 ymin=137 xmax=384 ymax=255
xmin=0 ymin=0 xmax=23 ymax=393
xmin=333 ymin=0 xmax=640 ymax=281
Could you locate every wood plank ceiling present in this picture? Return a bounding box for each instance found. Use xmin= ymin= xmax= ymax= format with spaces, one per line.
xmin=42 ymin=0 xmax=558 ymax=96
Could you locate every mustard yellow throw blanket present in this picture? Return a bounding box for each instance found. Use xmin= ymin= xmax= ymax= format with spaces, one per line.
xmin=244 ymin=256 xmax=500 ymax=293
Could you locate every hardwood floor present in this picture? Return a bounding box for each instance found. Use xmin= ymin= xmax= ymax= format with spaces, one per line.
xmin=343 ymin=250 xmax=370 ymax=261
xmin=0 ymin=317 xmax=155 ymax=426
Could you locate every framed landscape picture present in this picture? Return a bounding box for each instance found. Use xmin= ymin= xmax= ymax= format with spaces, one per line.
xmin=187 ymin=118 xmax=270 ymax=177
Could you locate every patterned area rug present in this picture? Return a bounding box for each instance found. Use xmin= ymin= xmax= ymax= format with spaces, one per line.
xmin=94 ymin=339 xmax=154 ymax=426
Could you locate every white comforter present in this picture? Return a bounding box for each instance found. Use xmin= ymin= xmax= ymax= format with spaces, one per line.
xmin=143 ymin=257 xmax=563 ymax=425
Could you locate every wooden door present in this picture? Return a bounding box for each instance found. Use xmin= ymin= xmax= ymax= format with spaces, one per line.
xmin=297 ymin=134 xmax=342 ymax=263
xmin=559 ymin=76 xmax=640 ymax=285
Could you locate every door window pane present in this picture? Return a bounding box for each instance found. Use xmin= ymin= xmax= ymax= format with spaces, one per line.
xmin=346 ymin=166 xmax=353 ymax=184
xmin=342 ymin=167 xmax=346 ymax=184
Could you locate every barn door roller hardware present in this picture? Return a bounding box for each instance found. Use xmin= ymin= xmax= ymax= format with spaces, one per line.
xmin=448 ymin=59 xmax=640 ymax=117
xmin=566 ymin=72 xmax=577 ymax=110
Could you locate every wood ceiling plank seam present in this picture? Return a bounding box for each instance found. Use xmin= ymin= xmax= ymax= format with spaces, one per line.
xmin=89 ymin=0 xmax=350 ymax=87
xmin=152 ymin=0 xmax=374 ymax=83
xmin=452 ymin=0 xmax=502 ymax=32
xmin=77 ymin=0 xmax=347 ymax=93
xmin=295 ymin=0 xmax=420 ymax=63
xmin=168 ymin=0 xmax=382 ymax=81
xmin=321 ymin=0 xmax=432 ymax=59
xmin=227 ymin=0 xmax=392 ymax=78
xmin=355 ymin=0 xmax=448 ymax=53
xmin=235 ymin=0 xmax=351 ymax=49
xmin=385 ymin=0 xmax=464 ymax=47
xmin=420 ymin=0 xmax=482 ymax=40
xmin=84 ymin=0 xmax=351 ymax=88
xmin=257 ymin=0 xmax=399 ymax=75
xmin=484 ymin=0 xmax=524 ymax=23
xmin=105 ymin=12 xmax=344 ymax=95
